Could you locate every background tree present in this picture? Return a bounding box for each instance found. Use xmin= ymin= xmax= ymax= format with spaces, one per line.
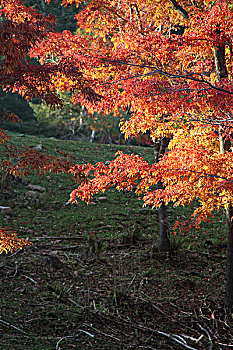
xmin=29 ymin=93 xmax=88 ymax=139
xmin=0 ymin=0 xmax=86 ymax=252
xmin=0 ymin=0 xmax=79 ymax=128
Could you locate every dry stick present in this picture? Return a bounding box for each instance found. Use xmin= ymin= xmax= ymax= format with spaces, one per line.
xmin=85 ymin=323 xmax=122 ymax=342
xmin=32 ymin=236 xmax=84 ymax=240
xmin=13 ymin=261 xmax=18 ymax=277
xmin=55 ymin=245 xmax=81 ymax=251
xmin=75 ymin=256 xmax=86 ymax=267
xmin=198 ymin=324 xmax=213 ymax=350
xmin=113 ymin=258 xmax=118 ymax=306
xmin=8 ymin=249 xmax=22 ymax=257
xmin=0 ymin=317 xmax=27 ymax=335
xmin=216 ymin=342 xmax=233 ymax=347
xmin=124 ymin=274 xmax=136 ymax=295
xmin=181 ymin=334 xmax=204 ymax=344
xmin=63 ymin=252 xmax=69 ymax=260
xmin=67 ymin=297 xmax=85 ymax=309
xmin=195 ymin=334 xmax=205 ymax=344
xmin=56 ymin=330 xmax=94 ymax=350
xmin=87 ymin=288 xmax=90 ymax=320
xmin=116 ymin=318 xmax=198 ymax=350
xmin=22 ymin=274 xmax=37 ymax=284
xmin=140 ymin=291 xmax=171 ymax=319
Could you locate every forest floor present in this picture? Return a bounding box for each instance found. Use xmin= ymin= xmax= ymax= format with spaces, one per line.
xmin=0 ymin=131 xmax=232 ymax=349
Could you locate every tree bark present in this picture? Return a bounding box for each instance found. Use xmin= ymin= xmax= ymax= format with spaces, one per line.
xmin=214 ymin=45 xmax=228 ymax=81
xmin=155 ymin=137 xmax=171 ymax=251
xmin=168 ymin=0 xmax=189 ymax=19
xmin=157 ymin=202 xmax=170 ymax=251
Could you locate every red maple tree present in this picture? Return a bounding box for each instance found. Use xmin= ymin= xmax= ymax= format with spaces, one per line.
xmin=46 ymin=0 xmax=232 ymax=305
xmin=1 ymin=0 xmax=233 ymax=306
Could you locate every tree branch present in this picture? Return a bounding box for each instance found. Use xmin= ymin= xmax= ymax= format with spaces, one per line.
xmin=162 ymin=168 xmax=233 ymax=184
xmin=97 ymin=59 xmax=233 ymax=95
xmin=169 ymin=0 xmax=189 ymax=19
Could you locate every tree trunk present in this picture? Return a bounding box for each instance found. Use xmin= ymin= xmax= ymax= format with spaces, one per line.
xmin=41 ymin=0 xmax=46 ymax=15
xmin=219 ymin=129 xmax=233 ymax=307
xmin=220 ymin=125 xmax=233 ymax=306
xmin=215 ymin=42 xmax=233 ymax=306
xmin=157 ymin=202 xmax=170 ymax=251
xmin=90 ymin=129 xmax=95 ymax=142
xmin=155 ymin=137 xmax=171 ymax=251
xmin=225 ymin=205 xmax=233 ymax=307
xmin=79 ymin=105 xmax=85 ymax=127
xmin=214 ymin=45 xmax=228 ymax=81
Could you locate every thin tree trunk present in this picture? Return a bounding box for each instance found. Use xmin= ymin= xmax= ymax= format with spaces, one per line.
xmin=225 ymin=205 xmax=233 ymax=307
xmin=155 ymin=137 xmax=171 ymax=251
xmin=214 ymin=45 xmax=228 ymax=81
xmin=80 ymin=105 xmax=85 ymax=127
xmin=215 ymin=42 xmax=233 ymax=306
xmin=219 ymin=128 xmax=233 ymax=307
xmin=90 ymin=129 xmax=95 ymax=143
xmin=41 ymin=0 xmax=46 ymax=15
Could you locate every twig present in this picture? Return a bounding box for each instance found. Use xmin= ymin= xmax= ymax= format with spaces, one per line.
xmin=195 ymin=334 xmax=204 ymax=344
xmin=0 ymin=317 xmax=27 ymax=335
xmin=75 ymin=257 xmax=86 ymax=267
xmin=92 ymin=299 xmax=97 ymax=311
xmin=87 ymin=288 xmax=90 ymax=320
xmin=124 ymin=274 xmax=136 ymax=295
xmin=155 ymin=331 xmax=197 ymax=349
xmin=113 ymin=258 xmax=118 ymax=306
xmin=67 ymin=297 xmax=85 ymax=309
xmin=56 ymin=330 xmax=94 ymax=350
xmin=32 ymin=236 xmax=84 ymax=240
xmin=63 ymin=252 xmax=69 ymax=260
xmin=216 ymin=342 xmax=233 ymax=347
xmin=198 ymin=324 xmax=213 ymax=350
xmin=173 ymin=334 xmax=188 ymax=344
xmin=116 ymin=317 xmax=198 ymax=350
xmin=140 ymin=291 xmax=171 ymax=319
xmin=8 ymin=249 xmax=22 ymax=257
xmin=181 ymin=334 xmax=204 ymax=344
xmin=85 ymin=323 xmax=121 ymax=342
xmin=13 ymin=261 xmax=18 ymax=277
xmin=22 ymin=274 xmax=37 ymax=284
xmin=55 ymin=245 xmax=81 ymax=251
